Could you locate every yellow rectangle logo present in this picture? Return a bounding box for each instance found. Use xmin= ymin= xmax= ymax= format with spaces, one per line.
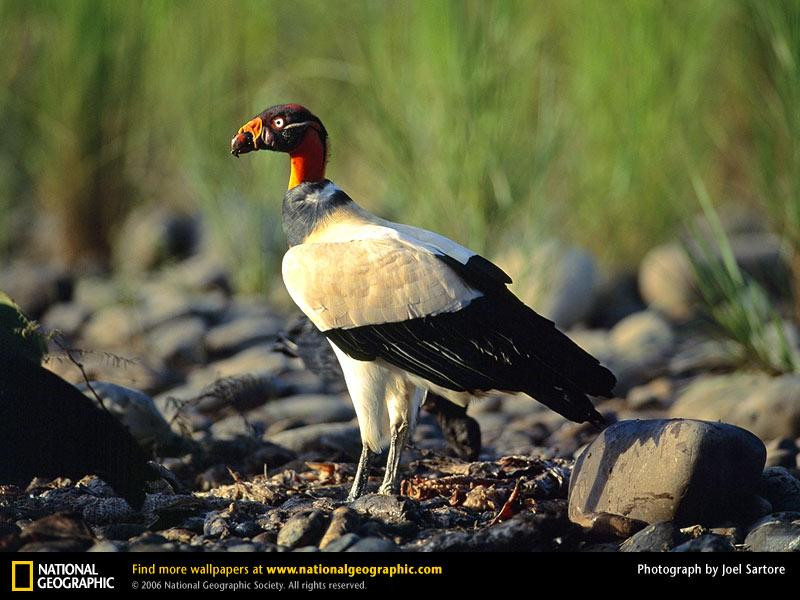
xmin=11 ymin=561 xmax=33 ymax=592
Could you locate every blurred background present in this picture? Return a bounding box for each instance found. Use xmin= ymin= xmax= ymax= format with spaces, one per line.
xmin=1 ymin=0 xmax=797 ymax=294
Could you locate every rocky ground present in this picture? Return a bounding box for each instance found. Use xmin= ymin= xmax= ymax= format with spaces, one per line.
xmin=2 ymin=207 xmax=800 ymax=552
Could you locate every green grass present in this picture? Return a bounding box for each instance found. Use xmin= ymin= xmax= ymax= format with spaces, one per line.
xmin=685 ymin=174 xmax=800 ymax=374
xmin=0 ymin=0 xmax=797 ymax=296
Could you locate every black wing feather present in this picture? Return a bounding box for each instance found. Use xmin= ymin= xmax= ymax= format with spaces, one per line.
xmin=325 ymin=254 xmax=616 ymax=426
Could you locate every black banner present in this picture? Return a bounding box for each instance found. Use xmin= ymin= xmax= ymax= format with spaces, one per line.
xmin=2 ymin=551 xmax=799 ymax=593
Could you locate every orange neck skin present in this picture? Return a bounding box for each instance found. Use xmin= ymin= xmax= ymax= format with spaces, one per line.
xmin=288 ymin=128 xmax=327 ymax=189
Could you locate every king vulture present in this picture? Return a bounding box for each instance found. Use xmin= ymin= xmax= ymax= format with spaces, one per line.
xmin=231 ymin=104 xmax=616 ymax=500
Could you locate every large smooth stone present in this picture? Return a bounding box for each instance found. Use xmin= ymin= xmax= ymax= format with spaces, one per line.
xmin=568 ymin=419 xmax=766 ymax=527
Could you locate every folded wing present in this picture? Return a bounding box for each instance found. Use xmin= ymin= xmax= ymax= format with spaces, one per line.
xmin=282 ymin=226 xmax=616 ymax=425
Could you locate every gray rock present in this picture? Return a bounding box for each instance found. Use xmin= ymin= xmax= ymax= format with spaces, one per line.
xmin=345 ymin=537 xmax=399 ymax=552
xmin=41 ymin=302 xmax=91 ymax=339
xmin=496 ymin=241 xmax=598 ymax=329
xmin=114 ymin=205 xmax=199 ymax=274
xmin=77 ymin=381 xmax=183 ymax=454
xmin=188 ymin=346 xmax=289 ymax=390
xmin=619 ymin=522 xmax=683 ymax=552
xmin=137 ymin=287 xmax=225 ymax=331
xmin=745 ymin=513 xmax=800 ymax=552
xmin=759 ymin=467 xmax=800 ymax=512
xmin=626 ymin=378 xmax=674 ymax=411
xmin=639 ymin=244 xmax=696 ymax=321
xmin=277 ymin=511 xmax=329 ymax=549
xmin=82 ymin=305 xmax=139 ymax=348
xmin=267 ymin=422 xmax=361 ymax=458
xmin=671 ymin=533 xmax=735 ymax=552
xmin=670 ymin=373 xmax=800 ymax=441
xmin=639 ymin=235 xmax=789 ymax=322
xmin=87 ymin=540 xmax=122 ymax=552
xmin=72 ymin=277 xmax=120 ymax=311
xmin=247 ymin=394 xmax=355 ymax=427
xmin=765 ymin=438 xmax=799 ymax=469
xmin=0 ymin=262 xmax=73 ymax=319
xmin=608 ymin=311 xmax=675 ymax=392
xmin=203 ymin=513 xmax=230 ymax=538
xmin=148 ymin=316 xmax=207 ymax=367
xmin=209 ymin=414 xmax=263 ymax=441
xmin=162 ymin=254 xmax=232 ymax=295
xmin=227 ymin=543 xmax=258 ymax=552
xmin=568 ymin=419 xmax=766 ymax=527
xmin=322 ymin=533 xmax=361 ymax=552
xmin=205 ymin=316 xmax=283 ymax=356
xmin=611 ymin=311 xmax=675 ymax=367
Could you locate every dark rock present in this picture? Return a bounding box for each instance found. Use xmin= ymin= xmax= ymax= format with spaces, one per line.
xmin=568 ymin=419 xmax=766 ymax=527
xmin=0 ymin=522 xmax=21 ymax=552
xmin=411 ymin=512 xmax=558 ymax=552
xmin=277 ymin=511 xmax=329 ymax=549
xmin=19 ymin=539 xmax=92 ymax=552
xmin=351 ymin=494 xmax=421 ymax=527
xmin=671 ymin=533 xmax=735 ymax=552
xmin=233 ymin=521 xmax=262 ymax=538
xmin=744 ymin=513 xmax=800 ymax=552
xmin=619 ymin=522 xmax=684 ymax=552
xmin=95 ymin=523 xmax=147 ymax=541
xmin=758 ymin=467 xmax=800 ymax=512
xmin=20 ymin=512 xmax=94 ymax=544
xmin=345 ymin=537 xmax=399 ymax=552
xmin=579 ymin=542 xmax=620 ymax=552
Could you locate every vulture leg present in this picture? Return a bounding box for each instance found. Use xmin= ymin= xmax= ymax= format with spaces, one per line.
xmin=347 ymin=444 xmax=376 ymax=501
xmin=378 ymin=384 xmax=424 ymax=495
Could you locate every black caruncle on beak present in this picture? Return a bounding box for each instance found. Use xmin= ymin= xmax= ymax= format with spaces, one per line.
xmin=231 ymin=131 xmax=255 ymax=157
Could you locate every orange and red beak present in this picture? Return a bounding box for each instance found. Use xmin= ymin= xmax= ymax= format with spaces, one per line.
xmin=230 ymin=116 xmax=263 ymax=157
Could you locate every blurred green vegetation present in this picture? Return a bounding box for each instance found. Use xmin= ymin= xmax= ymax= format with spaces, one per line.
xmin=0 ymin=0 xmax=797 ymax=294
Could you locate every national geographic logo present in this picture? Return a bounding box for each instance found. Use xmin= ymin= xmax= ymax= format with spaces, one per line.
xmin=11 ymin=561 xmax=115 ymax=591
xmin=11 ymin=562 xmax=33 ymax=592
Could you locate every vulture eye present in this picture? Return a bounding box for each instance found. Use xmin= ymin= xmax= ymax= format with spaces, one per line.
xmin=272 ymin=117 xmax=285 ymax=129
